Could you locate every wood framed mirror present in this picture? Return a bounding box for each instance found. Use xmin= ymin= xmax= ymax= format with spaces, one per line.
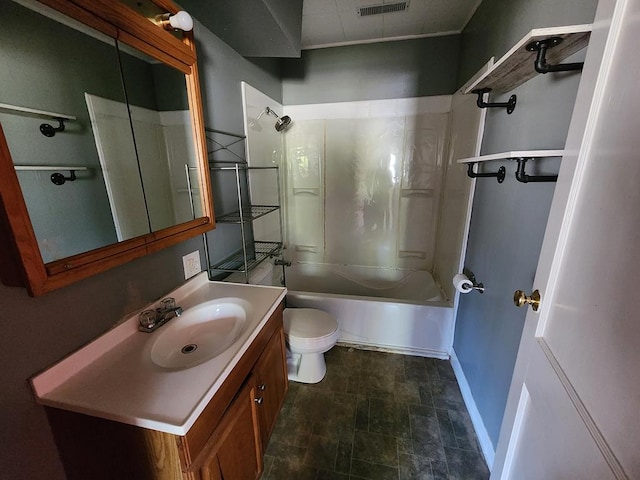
xmin=0 ymin=0 xmax=214 ymax=296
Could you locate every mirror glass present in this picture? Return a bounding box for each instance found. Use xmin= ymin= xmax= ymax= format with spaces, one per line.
xmin=0 ymin=1 xmax=146 ymax=263
xmin=0 ymin=1 xmax=203 ymax=264
xmin=118 ymin=50 xmax=202 ymax=233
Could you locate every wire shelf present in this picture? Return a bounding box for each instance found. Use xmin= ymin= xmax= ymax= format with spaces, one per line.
xmin=209 ymin=241 xmax=282 ymax=272
xmin=216 ymin=205 xmax=279 ymax=224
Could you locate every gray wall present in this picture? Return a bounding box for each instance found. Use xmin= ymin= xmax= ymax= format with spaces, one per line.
xmin=193 ymin=21 xmax=282 ymax=264
xmin=281 ymin=35 xmax=461 ymax=104
xmin=179 ymin=0 xmax=303 ymax=57
xmin=0 ymin=16 xmax=282 ymax=480
xmin=453 ymin=0 xmax=598 ymax=449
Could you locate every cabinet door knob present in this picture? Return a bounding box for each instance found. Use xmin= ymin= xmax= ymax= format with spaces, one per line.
xmin=258 ymin=384 xmax=266 ymax=391
xmin=254 ymin=397 xmax=264 ymax=404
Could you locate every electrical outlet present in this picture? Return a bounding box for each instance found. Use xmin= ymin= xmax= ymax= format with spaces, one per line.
xmin=182 ymin=251 xmax=201 ymax=279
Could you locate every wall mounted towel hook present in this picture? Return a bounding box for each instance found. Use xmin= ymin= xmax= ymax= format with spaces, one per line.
xmin=514 ymin=158 xmax=558 ymax=183
xmin=525 ymin=37 xmax=584 ymax=74
xmin=50 ymin=170 xmax=76 ymax=185
xmin=472 ymin=88 xmax=517 ymax=114
xmin=466 ymin=162 xmax=506 ymax=183
xmin=39 ymin=118 xmax=66 ymax=137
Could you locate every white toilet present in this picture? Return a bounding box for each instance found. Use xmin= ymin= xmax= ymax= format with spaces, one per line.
xmin=283 ymin=308 xmax=339 ymax=384
xmin=226 ymin=262 xmax=339 ymax=383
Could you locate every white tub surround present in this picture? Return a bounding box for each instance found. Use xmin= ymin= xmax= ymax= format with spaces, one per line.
xmin=286 ymin=264 xmax=443 ymax=301
xmin=288 ymin=291 xmax=453 ymax=359
xmin=282 ymin=98 xmax=451 ymax=272
xmin=31 ymin=273 xmax=286 ymax=435
xmin=285 ymin=265 xmax=452 ymax=358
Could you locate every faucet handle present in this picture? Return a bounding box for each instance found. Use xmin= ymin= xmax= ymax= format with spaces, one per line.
xmin=139 ymin=310 xmax=157 ymax=329
xmin=160 ymin=297 xmax=176 ymax=311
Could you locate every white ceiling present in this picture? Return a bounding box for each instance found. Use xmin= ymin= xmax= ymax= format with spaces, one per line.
xmin=302 ymin=0 xmax=482 ymax=49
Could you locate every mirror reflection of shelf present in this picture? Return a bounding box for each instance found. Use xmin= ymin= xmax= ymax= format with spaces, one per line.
xmin=0 ymin=102 xmax=76 ymax=121
xmin=465 ymin=24 xmax=592 ymax=94
xmin=14 ymin=165 xmax=88 ymax=171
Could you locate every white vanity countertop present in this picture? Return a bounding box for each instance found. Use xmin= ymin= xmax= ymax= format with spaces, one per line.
xmin=31 ymin=273 xmax=287 ymax=436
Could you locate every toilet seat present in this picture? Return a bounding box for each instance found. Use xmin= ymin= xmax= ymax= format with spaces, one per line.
xmin=284 ymin=308 xmax=339 ymax=352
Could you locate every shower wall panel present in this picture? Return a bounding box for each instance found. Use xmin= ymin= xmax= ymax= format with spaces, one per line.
xmin=242 ymin=83 xmax=285 ymax=244
xmin=286 ymin=120 xmax=325 ymax=263
xmin=284 ymin=100 xmax=449 ymax=271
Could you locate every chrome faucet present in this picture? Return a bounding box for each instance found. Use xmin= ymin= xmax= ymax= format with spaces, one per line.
xmin=138 ymin=297 xmax=183 ymax=332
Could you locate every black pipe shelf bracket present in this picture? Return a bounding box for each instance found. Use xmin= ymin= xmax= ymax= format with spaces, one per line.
xmin=472 ymin=88 xmax=517 ymax=114
xmin=50 ymin=170 xmax=77 ymax=185
xmin=466 ymin=162 xmax=506 ymax=183
xmin=40 ymin=117 xmax=67 ymax=137
xmin=514 ymin=157 xmax=558 ymax=183
xmin=458 ymin=150 xmax=564 ymax=185
xmin=525 ymin=37 xmax=584 ymax=74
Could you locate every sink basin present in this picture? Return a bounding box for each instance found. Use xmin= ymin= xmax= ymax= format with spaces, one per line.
xmin=150 ymin=299 xmax=249 ymax=369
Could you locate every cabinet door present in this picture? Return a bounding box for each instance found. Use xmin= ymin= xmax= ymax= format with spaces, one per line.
xmin=199 ymin=382 xmax=263 ymax=480
xmin=253 ymin=326 xmax=288 ymax=449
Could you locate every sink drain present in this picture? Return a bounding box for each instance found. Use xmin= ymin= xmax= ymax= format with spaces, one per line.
xmin=181 ymin=344 xmax=198 ymax=354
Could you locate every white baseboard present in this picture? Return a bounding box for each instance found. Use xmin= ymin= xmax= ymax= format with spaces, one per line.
xmin=450 ymin=349 xmax=495 ymax=470
xmin=336 ymin=340 xmax=450 ymax=360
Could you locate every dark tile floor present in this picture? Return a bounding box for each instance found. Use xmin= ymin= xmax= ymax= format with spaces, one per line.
xmin=262 ymin=346 xmax=490 ymax=480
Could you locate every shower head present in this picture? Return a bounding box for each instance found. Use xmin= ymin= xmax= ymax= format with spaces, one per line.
xmin=261 ymin=107 xmax=292 ymax=132
xmin=275 ymin=115 xmax=291 ymax=132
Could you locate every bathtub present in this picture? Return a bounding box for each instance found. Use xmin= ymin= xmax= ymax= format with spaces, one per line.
xmin=282 ymin=264 xmax=454 ymax=359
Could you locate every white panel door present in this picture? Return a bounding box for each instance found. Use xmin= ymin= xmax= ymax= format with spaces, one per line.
xmin=492 ymin=0 xmax=639 ymax=478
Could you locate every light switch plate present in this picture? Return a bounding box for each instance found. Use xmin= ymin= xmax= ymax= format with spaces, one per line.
xmin=182 ymin=251 xmax=201 ymax=279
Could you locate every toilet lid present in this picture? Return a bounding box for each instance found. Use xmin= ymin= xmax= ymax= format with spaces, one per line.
xmin=283 ymin=308 xmax=338 ymax=339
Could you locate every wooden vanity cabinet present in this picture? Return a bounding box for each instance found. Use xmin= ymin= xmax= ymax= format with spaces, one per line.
xmin=253 ymin=325 xmax=288 ymax=449
xmin=45 ymin=302 xmax=288 ymax=480
xmin=196 ymin=381 xmax=262 ymax=480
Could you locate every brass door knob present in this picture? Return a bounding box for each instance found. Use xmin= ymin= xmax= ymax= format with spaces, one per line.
xmin=513 ymin=289 xmax=541 ymax=311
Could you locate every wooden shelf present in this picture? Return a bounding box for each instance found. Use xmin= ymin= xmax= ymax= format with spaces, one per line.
xmin=465 ymin=25 xmax=592 ymax=94
xmin=458 ymin=150 xmax=565 ymax=164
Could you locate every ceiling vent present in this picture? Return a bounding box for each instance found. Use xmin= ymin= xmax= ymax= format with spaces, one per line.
xmin=357 ymin=2 xmax=409 ymax=17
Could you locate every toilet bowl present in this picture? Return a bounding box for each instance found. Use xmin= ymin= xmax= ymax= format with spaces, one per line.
xmin=227 ymin=263 xmax=338 ymax=382
xmin=283 ymin=308 xmax=339 ymax=384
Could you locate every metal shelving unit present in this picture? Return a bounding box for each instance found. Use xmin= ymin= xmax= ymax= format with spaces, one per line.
xmin=215 ymin=205 xmax=279 ymax=224
xmin=203 ymin=129 xmax=285 ymax=284
xmin=209 ymin=241 xmax=282 ymax=272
